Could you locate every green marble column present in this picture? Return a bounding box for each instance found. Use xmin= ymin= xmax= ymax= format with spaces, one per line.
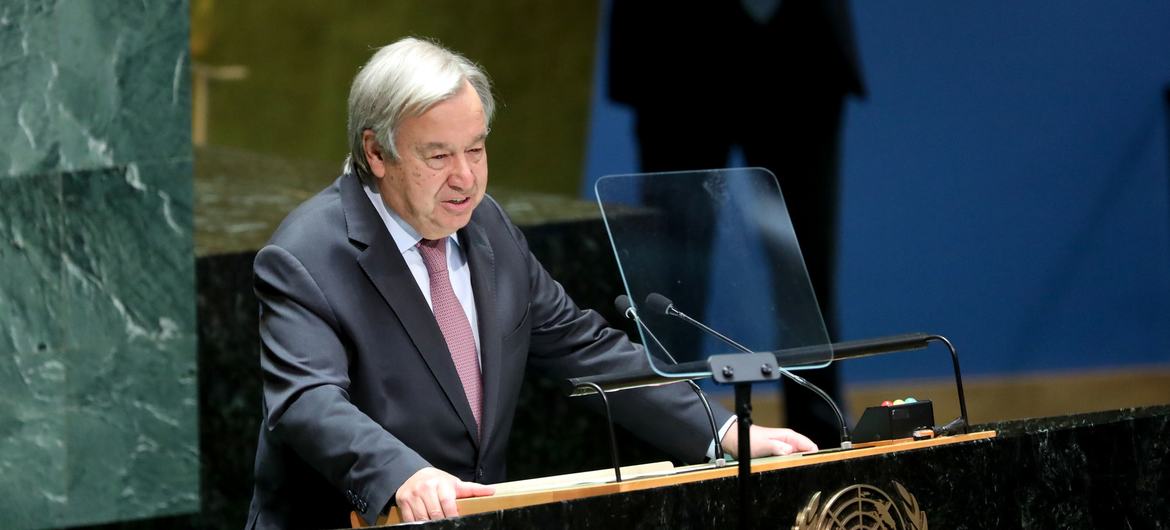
xmin=0 ymin=1 xmax=198 ymax=528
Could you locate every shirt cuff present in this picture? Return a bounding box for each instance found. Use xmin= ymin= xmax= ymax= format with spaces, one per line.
xmin=705 ymin=415 xmax=738 ymax=461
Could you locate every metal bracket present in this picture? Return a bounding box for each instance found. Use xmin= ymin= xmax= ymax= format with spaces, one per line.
xmin=709 ymin=352 xmax=782 ymax=384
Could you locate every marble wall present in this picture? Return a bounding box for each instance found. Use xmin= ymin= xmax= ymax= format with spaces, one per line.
xmin=0 ymin=1 xmax=198 ymax=528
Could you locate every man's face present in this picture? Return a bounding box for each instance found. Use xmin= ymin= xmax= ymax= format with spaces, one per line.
xmin=367 ymin=81 xmax=488 ymax=239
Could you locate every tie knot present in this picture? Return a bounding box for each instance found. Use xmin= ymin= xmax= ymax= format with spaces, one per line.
xmin=418 ymin=237 xmax=448 ymax=274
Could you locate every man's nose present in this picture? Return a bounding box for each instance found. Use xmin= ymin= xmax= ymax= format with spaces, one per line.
xmin=448 ymin=153 xmax=476 ymax=189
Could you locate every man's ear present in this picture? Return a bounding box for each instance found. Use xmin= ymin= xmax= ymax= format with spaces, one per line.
xmin=362 ymin=130 xmax=387 ymax=178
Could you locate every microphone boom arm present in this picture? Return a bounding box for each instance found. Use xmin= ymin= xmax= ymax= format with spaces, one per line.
xmin=647 ymin=292 xmax=853 ymax=448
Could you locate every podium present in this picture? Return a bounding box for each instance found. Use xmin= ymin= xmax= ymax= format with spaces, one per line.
xmin=354 ymin=404 xmax=1170 ymax=528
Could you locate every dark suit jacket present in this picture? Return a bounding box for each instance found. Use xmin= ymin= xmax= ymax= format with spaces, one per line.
xmin=246 ymin=171 xmax=730 ymax=529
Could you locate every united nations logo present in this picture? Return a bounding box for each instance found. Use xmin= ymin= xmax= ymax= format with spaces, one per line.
xmin=792 ymin=482 xmax=928 ymax=530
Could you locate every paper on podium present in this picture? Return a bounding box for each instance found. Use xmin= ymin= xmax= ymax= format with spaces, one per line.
xmin=490 ymin=460 xmax=677 ymax=495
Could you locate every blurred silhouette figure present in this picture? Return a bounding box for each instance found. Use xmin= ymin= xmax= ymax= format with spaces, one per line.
xmin=608 ymin=0 xmax=865 ymax=447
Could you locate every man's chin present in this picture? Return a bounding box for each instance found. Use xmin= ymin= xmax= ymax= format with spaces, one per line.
xmin=423 ymin=216 xmax=474 ymax=239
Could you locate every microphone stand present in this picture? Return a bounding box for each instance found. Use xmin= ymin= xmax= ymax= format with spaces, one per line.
xmin=655 ymin=299 xmax=853 ymax=450
xmin=575 ymin=381 xmax=623 ymax=482
xmin=616 ymin=296 xmax=726 ymax=463
xmin=643 ymin=293 xmax=848 ymax=530
xmin=566 ymin=297 xmax=728 ymax=484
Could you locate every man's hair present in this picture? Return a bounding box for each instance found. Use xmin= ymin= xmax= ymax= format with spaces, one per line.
xmin=346 ymin=37 xmax=495 ymax=181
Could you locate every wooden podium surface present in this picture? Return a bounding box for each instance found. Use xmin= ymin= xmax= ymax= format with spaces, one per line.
xmin=354 ymin=431 xmax=996 ymax=527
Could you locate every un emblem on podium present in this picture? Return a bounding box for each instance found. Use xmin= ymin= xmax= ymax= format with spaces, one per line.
xmin=792 ymin=482 xmax=928 ymax=530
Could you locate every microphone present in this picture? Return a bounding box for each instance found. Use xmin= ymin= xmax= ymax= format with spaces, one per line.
xmin=644 ymin=293 xmax=755 ymax=356
xmin=644 ymin=293 xmax=853 ymax=449
xmin=615 ymin=295 xmax=726 ymax=463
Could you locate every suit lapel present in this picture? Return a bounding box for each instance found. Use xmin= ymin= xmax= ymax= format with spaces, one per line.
xmin=342 ymin=173 xmax=481 ymax=447
xmin=459 ymin=219 xmax=502 ymax=450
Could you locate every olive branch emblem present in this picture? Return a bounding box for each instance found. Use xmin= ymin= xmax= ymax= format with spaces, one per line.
xmin=792 ymin=481 xmax=927 ymax=530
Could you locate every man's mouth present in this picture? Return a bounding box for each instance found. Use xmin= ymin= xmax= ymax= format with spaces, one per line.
xmin=444 ymin=197 xmax=469 ymax=205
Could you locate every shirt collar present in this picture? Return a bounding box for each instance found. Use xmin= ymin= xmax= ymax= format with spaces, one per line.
xmin=361 ymin=180 xmax=461 ymax=255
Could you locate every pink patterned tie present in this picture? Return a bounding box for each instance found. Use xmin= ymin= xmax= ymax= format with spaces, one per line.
xmin=417 ymin=238 xmax=483 ymax=431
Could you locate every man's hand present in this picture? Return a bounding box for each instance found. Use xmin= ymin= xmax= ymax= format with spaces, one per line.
xmin=395 ymin=467 xmax=495 ymax=522
xmin=721 ymin=423 xmax=818 ymax=459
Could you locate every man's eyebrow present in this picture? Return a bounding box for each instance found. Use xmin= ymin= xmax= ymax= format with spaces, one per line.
xmin=418 ymin=142 xmax=450 ymax=152
xmin=416 ymin=133 xmax=488 ymax=153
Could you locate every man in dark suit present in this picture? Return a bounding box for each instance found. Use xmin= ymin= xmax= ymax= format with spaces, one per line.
xmin=246 ymin=37 xmax=816 ymax=528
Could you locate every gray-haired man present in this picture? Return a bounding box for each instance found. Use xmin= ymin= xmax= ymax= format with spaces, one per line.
xmin=246 ymin=37 xmax=815 ymax=529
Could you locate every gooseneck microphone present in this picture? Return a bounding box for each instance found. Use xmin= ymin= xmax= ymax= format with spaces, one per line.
xmin=616 ymin=295 xmax=726 ymax=463
xmin=643 ymin=293 xmax=853 ymax=449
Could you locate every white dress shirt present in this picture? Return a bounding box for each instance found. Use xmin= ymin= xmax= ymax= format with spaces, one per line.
xmin=363 ymin=183 xmax=482 ymax=359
